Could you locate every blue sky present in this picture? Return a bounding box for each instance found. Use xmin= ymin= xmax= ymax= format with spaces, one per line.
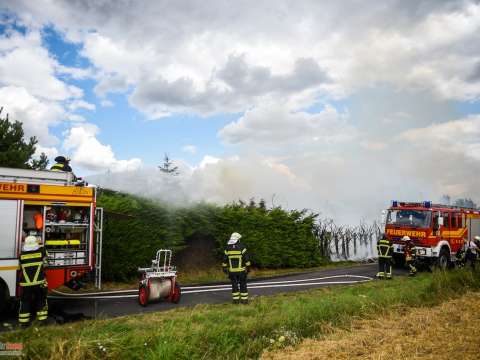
xmin=0 ymin=1 xmax=479 ymax=223
xmin=38 ymin=24 xmax=238 ymax=167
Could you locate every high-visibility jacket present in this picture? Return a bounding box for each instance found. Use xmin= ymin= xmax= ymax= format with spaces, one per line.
xmin=377 ymin=239 xmax=392 ymax=258
xmin=50 ymin=162 xmax=72 ymax=172
xmin=222 ymin=242 xmax=251 ymax=273
xmin=19 ymin=247 xmax=48 ymax=287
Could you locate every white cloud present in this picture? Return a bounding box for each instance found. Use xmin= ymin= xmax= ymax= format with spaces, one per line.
xmin=63 ymin=124 xmax=142 ymax=173
xmin=68 ymin=100 xmax=96 ymax=112
xmin=0 ymin=29 xmax=82 ymax=101
xmin=6 ymin=0 xmax=480 ymax=115
xmin=34 ymin=145 xmax=58 ymax=161
xmin=219 ymin=102 xmax=355 ymax=146
xmin=399 ymin=114 xmax=480 ymax=160
xmin=0 ymin=86 xmax=63 ymax=145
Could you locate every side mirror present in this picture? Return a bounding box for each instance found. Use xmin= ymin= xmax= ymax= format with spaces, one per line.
xmin=381 ymin=210 xmax=387 ymax=225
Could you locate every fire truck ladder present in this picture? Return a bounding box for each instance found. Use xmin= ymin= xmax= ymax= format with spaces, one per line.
xmin=94 ymin=207 xmax=104 ymax=289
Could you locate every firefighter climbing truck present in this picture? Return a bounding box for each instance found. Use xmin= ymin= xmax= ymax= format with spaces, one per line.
xmin=0 ymin=167 xmax=103 ymax=313
xmin=384 ymin=201 xmax=480 ymax=269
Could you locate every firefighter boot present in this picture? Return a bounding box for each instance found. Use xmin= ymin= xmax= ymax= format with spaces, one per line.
xmin=409 ymin=265 xmax=417 ymax=277
xmin=232 ymin=292 xmax=240 ymax=304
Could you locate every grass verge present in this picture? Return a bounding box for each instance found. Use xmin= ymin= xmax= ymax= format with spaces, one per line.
xmin=2 ymin=269 xmax=479 ymax=360
xmin=262 ymin=290 xmax=480 ymax=359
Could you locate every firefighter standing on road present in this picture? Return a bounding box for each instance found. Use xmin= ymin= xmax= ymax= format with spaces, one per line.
xmin=18 ymin=234 xmax=49 ymax=326
xmin=402 ymin=236 xmax=417 ymax=276
xmin=377 ymin=234 xmax=393 ymax=279
xmin=222 ymin=232 xmax=251 ymax=304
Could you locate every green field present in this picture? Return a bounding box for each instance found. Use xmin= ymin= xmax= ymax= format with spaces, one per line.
xmin=2 ymin=269 xmax=479 ymax=360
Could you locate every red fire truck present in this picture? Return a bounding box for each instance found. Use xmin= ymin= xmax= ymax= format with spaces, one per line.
xmin=384 ymin=201 xmax=480 ymax=269
xmin=0 ymin=167 xmax=103 ymax=313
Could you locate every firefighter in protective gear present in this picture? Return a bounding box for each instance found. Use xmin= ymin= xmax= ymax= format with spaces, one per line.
xmin=222 ymin=232 xmax=251 ymax=304
xmin=402 ymin=236 xmax=417 ymax=276
xmin=50 ymin=156 xmax=73 ymax=172
xmin=18 ymin=235 xmax=49 ymax=326
xmin=377 ymin=234 xmax=393 ymax=279
xmin=463 ymin=237 xmax=479 ymax=270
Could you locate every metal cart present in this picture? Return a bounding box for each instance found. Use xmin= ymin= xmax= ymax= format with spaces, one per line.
xmin=138 ymin=249 xmax=181 ymax=306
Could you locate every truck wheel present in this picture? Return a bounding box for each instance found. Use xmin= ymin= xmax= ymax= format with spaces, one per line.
xmin=138 ymin=285 xmax=149 ymax=307
xmin=437 ymin=249 xmax=450 ymax=271
xmin=0 ymin=282 xmax=10 ymax=316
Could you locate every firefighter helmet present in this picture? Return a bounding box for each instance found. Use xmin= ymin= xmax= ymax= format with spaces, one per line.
xmin=54 ymin=155 xmax=70 ymax=164
xmin=402 ymin=236 xmax=411 ymax=241
xmin=228 ymin=232 xmax=242 ymax=245
xmin=23 ymin=235 xmax=39 ymax=251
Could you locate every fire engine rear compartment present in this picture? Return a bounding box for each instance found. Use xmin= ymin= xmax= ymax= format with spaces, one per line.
xmin=19 ymin=202 xmax=95 ymax=289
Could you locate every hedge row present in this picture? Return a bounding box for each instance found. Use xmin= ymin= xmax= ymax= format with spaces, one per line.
xmin=97 ymin=191 xmax=324 ymax=281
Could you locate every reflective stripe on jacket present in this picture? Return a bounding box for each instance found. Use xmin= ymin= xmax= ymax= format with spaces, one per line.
xmin=377 ymin=239 xmax=392 ymax=258
xmin=222 ymin=242 xmax=251 ymax=272
xmin=50 ymin=163 xmax=66 ymax=172
xmin=19 ymin=247 xmax=48 ymax=287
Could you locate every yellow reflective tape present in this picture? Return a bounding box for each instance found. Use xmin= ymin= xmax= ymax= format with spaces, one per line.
xmin=241 ymin=248 xmax=247 ymax=254
xmin=19 ymin=313 xmax=30 ymax=318
xmin=19 ymin=318 xmax=30 ymax=323
xmin=21 ymin=252 xmax=42 ymax=260
xmin=20 ymin=280 xmax=45 ymax=286
xmin=226 ymin=250 xmax=242 ymax=255
xmin=228 ymin=255 xmax=244 ymax=271
xmin=21 ymin=266 xmax=31 ymax=285
xmin=37 ymin=311 xmax=48 ymax=316
xmin=46 ymin=239 xmax=80 ymax=246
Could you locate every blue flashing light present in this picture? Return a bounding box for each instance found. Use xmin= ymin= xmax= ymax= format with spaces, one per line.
xmin=423 ymin=201 xmax=432 ymax=208
xmin=391 ymin=200 xmax=398 ymax=207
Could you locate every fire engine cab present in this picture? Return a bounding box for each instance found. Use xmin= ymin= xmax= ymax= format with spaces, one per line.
xmin=0 ymin=167 xmax=103 ymax=313
xmin=384 ymin=201 xmax=480 ymax=269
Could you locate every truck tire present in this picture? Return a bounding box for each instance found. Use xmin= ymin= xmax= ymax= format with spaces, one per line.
xmin=437 ymin=248 xmax=450 ymax=271
xmin=0 ymin=281 xmax=10 ymax=316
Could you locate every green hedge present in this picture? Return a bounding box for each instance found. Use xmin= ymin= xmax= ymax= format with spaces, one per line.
xmin=97 ymin=191 xmax=324 ymax=281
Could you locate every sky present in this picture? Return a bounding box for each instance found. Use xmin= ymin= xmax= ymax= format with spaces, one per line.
xmin=0 ymin=0 xmax=479 ymax=224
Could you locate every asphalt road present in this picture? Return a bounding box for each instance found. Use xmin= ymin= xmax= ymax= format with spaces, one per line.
xmin=1 ymin=263 xmax=408 ymax=329
xmin=49 ymin=263 xmax=397 ymax=319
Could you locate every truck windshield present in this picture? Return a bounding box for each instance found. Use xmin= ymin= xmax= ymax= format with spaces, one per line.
xmin=387 ymin=210 xmax=432 ymax=228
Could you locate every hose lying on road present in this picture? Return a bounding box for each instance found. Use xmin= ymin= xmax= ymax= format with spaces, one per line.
xmin=49 ymin=275 xmax=373 ymax=300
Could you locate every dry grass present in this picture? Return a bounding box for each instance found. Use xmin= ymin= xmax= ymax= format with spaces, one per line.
xmin=262 ymin=292 xmax=480 ymax=360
